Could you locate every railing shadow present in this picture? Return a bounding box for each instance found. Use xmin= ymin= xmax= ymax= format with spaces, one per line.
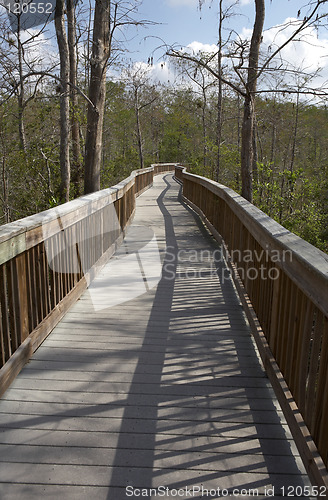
xmin=0 ymin=174 xmax=312 ymax=499
xmin=107 ymin=174 xmax=179 ymax=496
xmin=106 ymin=174 xmax=310 ymax=497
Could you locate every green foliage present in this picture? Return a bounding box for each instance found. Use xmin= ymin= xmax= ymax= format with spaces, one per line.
xmin=0 ymin=77 xmax=327 ymax=254
xmin=254 ymin=162 xmax=328 ymax=252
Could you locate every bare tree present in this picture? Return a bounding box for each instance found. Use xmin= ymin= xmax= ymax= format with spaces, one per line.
xmin=67 ymin=0 xmax=83 ymax=196
xmin=124 ymin=65 xmax=158 ymax=169
xmin=169 ymin=0 xmax=328 ymax=202
xmin=84 ymin=0 xmax=154 ymax=193
xmin=0 ymin=13 xmax=51 ymax=152
xmin=55 ymin=0 xmax=71 ymax=202
xmin=84 ymin=0 xmax=111 ymax=194
xmin=240 ymin=0 xmax=264 ymax=201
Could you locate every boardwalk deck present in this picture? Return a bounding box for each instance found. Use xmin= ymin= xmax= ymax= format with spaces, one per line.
xmin=0 ymin=174 xmax=314 ymax=499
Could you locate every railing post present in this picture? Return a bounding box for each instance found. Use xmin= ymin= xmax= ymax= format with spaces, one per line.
xmin=15 ymin=253 xmax=30 ymax=343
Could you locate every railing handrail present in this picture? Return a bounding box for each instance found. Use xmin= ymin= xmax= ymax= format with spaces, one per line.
xmin=175 ymin=164 xmax=328 ymax=489
xmin=0 ymin=163 xmax=176 ymax=395
xmin=0 ymin=164 xmax=174 ymax=266
xmin=176 ymin=165 xmax=328 ymax=317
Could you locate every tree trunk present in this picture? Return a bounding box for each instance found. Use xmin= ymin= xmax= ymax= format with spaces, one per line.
xmin=290 ymin=92 xmax=300 ymax=174
xmin=241 ymin=94 xmax=254 ymax=200
xmin=252 ymin=117 xmax=258 ymax=183
xmin=55 ymin=0 xmax=71 ymax=203
xmin=67 ymin=0 xmax=83 ymax=196
xmin=216 ymin=0 xmax=223 ymax=182
xmin=84 ymin=0 xmax=110 ymax=194
xmin=202 ymin=87 xmax=207 ymax=170
xmin=17 ymin=19 xmax=27 ymax=153
xmin=1 ymin=134 xmax=9 ymax=223
xmin=134 ymin=87 xmax=144 ymax=169
xmin=240 ymin=0 xmax=265 ymax=202
xmin=136 ymin=104 xmax=144 ymax=169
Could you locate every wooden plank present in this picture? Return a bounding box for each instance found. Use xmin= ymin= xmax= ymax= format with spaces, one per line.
xmin=185 ymin=173 xmax=328 ymax=318
xmin=6 ymin=260 xmax=19 ymax=353
xmin=0 ymin=265 xmax=11 ymax=365
xmin=306 ymin=309 xmax=323 ymax=431
xmin=0 ymin=339 xmax=32 ymax=399
xmin=181 ymin=189 xmax=328 ymax=490
xmin=0 ymin=173 xmax=320 ymax=498
xmin=15 ymin=253 xmax=30 ymax=343
xmin=0 ymin=231 xmax=25 ymax=266
xmin=222 ymin=243 xmax=328 ymax=490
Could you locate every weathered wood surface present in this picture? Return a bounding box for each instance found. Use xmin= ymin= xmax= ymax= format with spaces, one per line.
xmin=0 ymin=164 xmax=176 ymax=380
xmin=0 ymin=175 xmax=314 ymax=499
xmin=176 ymin=165 xmax=328 ymax=486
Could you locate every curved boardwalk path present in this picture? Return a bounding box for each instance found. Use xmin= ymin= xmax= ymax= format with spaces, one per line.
xmin=0 ymin=175 xmax=313 ymax=499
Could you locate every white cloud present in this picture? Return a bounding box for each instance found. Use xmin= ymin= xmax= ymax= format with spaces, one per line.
xmin=150 ymin=61 xmax=176 ymax=83
xmin=265 ymin=19 xmax=328 ymax=68
xmin=20 ymin=29 xmax=57 ymax=68
xmin=261 ymin=18 xmax=328 ymax=91
xmin=120 ymin=60 xmax=177 ymax=86
xmin=166 ymin=0 xmax=198 ymax=7
xmin=187 ymin=41 xmax=218 ymax=54
xmin=237 ymin=18 xmax=328 ymax=95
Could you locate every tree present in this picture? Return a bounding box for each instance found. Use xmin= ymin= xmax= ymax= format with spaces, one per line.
xmin=124 ymin=64 xmax=158 ymax=169
xmin=84 ymin=0 xmax=111 ymax=194
xmin=240 ymin=0 xmax=264 ymax=201
xmin=169 ymin=0 xmax=328 ymax=202
xmin=55 ymin=0 xmax=71 ymax=203
xmin=84 ymin=0 xmax=152 ymax=193
xmin=67 ymin=0 xmax=83 ymax=196
xmin=0 ymin=11 xmax=51 ymax=153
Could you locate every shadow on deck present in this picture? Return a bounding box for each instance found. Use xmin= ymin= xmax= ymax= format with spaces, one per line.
xmin=0 ymin=174 xmax=313 ymax=499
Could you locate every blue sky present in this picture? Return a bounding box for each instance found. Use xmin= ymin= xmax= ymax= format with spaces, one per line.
xmin=130 ymin=0 xmax=316 ymax=63
xmin=7 ymin=0 xmax=328 ymax=96
xmin=124 ymin=0 xmax=328 ymax=94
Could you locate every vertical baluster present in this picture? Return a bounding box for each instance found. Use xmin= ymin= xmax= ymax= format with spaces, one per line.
xmin=6 ymin=259 xmax=19 ymax=352
xmin=15 ymin=252 xmax=29 ymax=342
xmin=25 ymin=249 xmax=36 ymax=331
xmin=312 ymin=315 xmax=328 ymax=466
xmin=42 ymin=243 xmax=50 ymax=317
xmin=283 ymin=282 xmax=299 ymax=387
xmin=0 ymin=301 xmax=5 ymax=367
xmin=48 ymin=236 xmax=56 ymax=309
xmin=0 ymin=264 xmax=10 ymax=365
xmin=290 ymin=290 xmax=307 ymax=403
xmin=307 ymin=309 xmax=324 ymax=431
xmin=269 ymin=264 xmax=284 ymax=351
xmin=297 ymin=300 xmax=314 ymax=416
xmin=274 ymin=271 xmax=288 ymax=363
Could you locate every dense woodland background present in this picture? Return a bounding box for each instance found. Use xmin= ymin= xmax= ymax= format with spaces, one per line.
xmin=0 ymin=0 xmax=328 ymax=253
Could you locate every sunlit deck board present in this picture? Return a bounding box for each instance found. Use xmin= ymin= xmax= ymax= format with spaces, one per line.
xmin=0 ymin=174 xmax=314 ymax=499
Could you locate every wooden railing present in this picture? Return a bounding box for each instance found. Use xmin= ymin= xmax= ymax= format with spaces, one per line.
xmin=0 ymin=163 xmax=175 ymax=396
xmin=175 ymin=165 xmax=328 ymax=489
xmin=2 ymin=161 xmax=327 ymax=487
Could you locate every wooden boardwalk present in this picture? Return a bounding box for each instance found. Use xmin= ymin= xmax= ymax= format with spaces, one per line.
xmin=0 ymin=174 xmax=313 ymax=499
